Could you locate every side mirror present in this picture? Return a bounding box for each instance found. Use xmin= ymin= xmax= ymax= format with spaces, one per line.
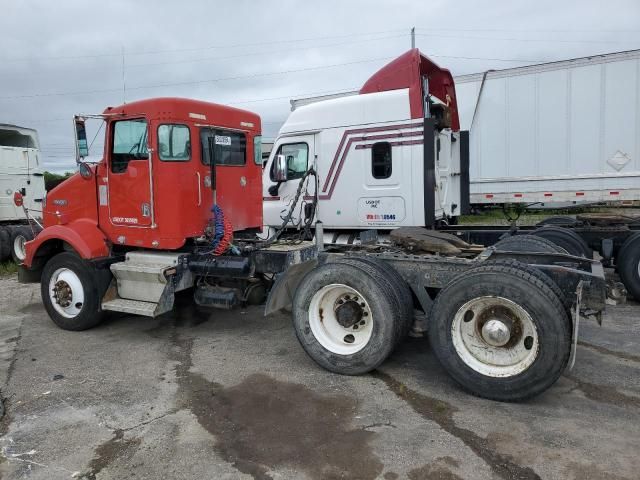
xmin=74 ymin=117 xmax=89 ymax=161
xmin=78 ymin=161 xmax=93 ymax=179
xmin=273 ymin=154 xmax=288 ymax=182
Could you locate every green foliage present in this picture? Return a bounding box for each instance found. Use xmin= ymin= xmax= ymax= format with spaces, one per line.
xmin=43 ymin=171 xmax=74 ymax=191
xmin=0 ymin=261 xmax=18 ymax=277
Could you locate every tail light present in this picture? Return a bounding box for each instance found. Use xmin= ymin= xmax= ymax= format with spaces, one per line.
xmin=13 ymin=191 xmax=23 ymax=207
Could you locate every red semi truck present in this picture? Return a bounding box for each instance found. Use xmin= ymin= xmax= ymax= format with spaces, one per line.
xmin=17 ymin=51 xmax=610 ymax=402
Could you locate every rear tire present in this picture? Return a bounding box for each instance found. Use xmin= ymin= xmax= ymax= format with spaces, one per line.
xmin=41 ymin=252 xmax=105 ymax=331
xmin=617 ymin=233 xmax=640 ymax=301
xmin=494 ymin=234 xmax=568 ymax=254
xmin=0 ymin=227 xmax=10 ymax=262
xmin=292 ymin=261 xmax=400 ymax=375
xmin=337 ymin=256 xmax=413 ymax=341
xmin=10 ymin=225 xmax=34 ymax=264
xmin=532 ymin=226 xmax=591 ymax=258
xmin=429 ymin=261 xmax=571 ymax=402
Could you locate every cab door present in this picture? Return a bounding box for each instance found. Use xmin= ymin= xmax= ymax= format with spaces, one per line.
xmin=262 ymin=135 xmax=315 ymax=227
xmin=200 ymin=127 xmax=260 ymax=230
xmin=106 ymin=119 xmax=153 ymax=227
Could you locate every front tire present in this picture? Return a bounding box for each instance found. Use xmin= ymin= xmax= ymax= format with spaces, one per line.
xmin=429 ymin=261 xmax=571 ymax=402
xmin=41 ymin=252 xmax=105 ymax=331
xmin=292 ymin=261 xmax=400 ymax=375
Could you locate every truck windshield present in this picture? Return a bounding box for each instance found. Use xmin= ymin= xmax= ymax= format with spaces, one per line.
xmin=111 ymin=119 xmax=148 ymax=173
xmin=0 ymin=126 xmax=38 ymax=148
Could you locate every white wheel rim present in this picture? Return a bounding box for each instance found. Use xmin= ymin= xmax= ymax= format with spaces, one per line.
xmin=13 ymin=234 xmax=27 ymax=261
xmin=308 ymin=284 xmax=373 ymax=355
xmin=451 ymin=296 xmax=539 ymax=378
xmin=48 ymin=267 xmax=85 ymax=318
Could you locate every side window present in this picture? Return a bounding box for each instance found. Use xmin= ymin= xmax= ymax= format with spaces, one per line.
xmin=200 ymin=129 xmax=246 ymax=166
xmin=253 ymin=135 xmax=262 ymax=165
xmin=111 ymin=119 xmax=148 ymax=174
xmin=158 ymin=124 xmax=190 ymax=161
xmin=371 ymin=142 xmax=392 ymax=179
xmin=270 ymin=143 xmax=308 ymax=181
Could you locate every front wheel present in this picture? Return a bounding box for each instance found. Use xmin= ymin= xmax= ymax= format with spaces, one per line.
xmin=429 ymin=261 xmax=570 ymax=402
xmin=292 ymin=261 xmax=401 ymax=375
xmin=41 ymin=252 xmax=105 ymax=331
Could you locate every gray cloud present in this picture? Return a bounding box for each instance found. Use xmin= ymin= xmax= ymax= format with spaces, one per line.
xmin=1 ymin=0 xmax=639 ymax=172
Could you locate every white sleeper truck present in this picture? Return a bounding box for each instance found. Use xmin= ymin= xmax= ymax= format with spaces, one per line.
xmin=263 ymin=49 xmax=640 ymax=301
xmin=0 ymin=124 xmax=44 ymax=263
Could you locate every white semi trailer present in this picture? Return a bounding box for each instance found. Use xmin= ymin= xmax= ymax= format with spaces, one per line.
xmin=0 ymin=124 xmax=45 ymax=262
xmin=456 ymin=49 xmax=640 ymax=206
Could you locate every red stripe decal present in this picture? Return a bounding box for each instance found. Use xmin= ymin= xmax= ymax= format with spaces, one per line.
xmin=485 ymin=194 xmax=494 ymax=199
xmin=544 ymin=193 xmax=553 ymax=197
xmin=610 ymin=191 xmax=619 ymax=195
xmin=355 ymin=138 xmax=424 ymax=150
xmin=321 ymin=122 xmax=422 ymax=193
xmin=575 ymin=192 xmax=584 ymax=196
xmin=263 ymin=196 xmax=280 ymax=201
xmin=514 ymin=193 xmax=523 ymax=198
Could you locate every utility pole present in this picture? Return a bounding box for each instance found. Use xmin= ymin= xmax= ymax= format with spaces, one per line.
xmin=411 ymin=27 xmax=415 ymax=49
xmin=121 ymin=46 xmax=126 ymax=104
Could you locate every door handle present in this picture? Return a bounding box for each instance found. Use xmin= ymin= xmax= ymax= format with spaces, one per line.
xmin=196 ymin=172 xmax=202 ymax=206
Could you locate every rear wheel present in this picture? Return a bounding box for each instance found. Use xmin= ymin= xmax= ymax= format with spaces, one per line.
xmin=10 ymin=225 xmax=34 ymax=263
xmin=41 ymin=252 xmax=105 ymax=331
xmin=337 ymin=256 xmax=413 ymax=341
xmin=494 ymin=234 xmax=568 ymax=254
xmin=617 ymin=233 xmax=640 ymax=301
xmin=0 ymin=227 xmax=10 ymax=262
xmin=292 ymin=261 xmax=400 ymax=375
xmin=429 ymin=261 xmax=571 ymax=401
xmin=532 ymin=226 xmax=591 ymax=258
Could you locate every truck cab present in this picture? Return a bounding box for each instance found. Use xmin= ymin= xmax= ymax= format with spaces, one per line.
xmin=262 ymin=49 xmax=465 ymax=238
xmin=26 ymin=97 xmax=263 ymax=266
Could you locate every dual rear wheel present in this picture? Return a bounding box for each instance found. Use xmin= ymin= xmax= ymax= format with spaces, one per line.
xmin=293 ymin=258 xmax=571 ymax=401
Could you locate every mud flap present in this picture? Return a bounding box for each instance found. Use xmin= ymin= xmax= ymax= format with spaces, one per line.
xmin=567 ymin=281 xmax=583 ymax=372
xmin=264 ymin=260 xmax=316 ymax=316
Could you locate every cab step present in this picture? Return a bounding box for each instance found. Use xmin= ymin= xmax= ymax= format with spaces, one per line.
xmin=101 ymin=298 xmax=164 ymax=317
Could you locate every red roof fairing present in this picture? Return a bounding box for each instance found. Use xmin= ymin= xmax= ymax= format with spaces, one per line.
xmin=359 ymin=49 xmax=460 ymax=131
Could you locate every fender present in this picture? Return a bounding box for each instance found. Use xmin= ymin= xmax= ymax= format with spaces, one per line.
xmin=264 ymin=259 xmax=317 ymax=316
xmin=24 ymin=219 xmax=110 ymax=268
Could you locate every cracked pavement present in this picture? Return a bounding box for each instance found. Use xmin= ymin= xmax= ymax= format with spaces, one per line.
xmin=0 ymin=275 xmax=639 ymax=479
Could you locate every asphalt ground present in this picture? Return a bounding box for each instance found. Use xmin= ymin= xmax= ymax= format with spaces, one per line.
xmin=0 ymin=275 xmax=639 ymax=480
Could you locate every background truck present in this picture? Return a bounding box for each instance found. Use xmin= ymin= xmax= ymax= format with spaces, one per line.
xmin=18 ymin=53 xmax=612 ymax=402
xmin=0 ymin=123 xmax=45 ymax=263
xmin=454 ymin=49 xmax=640 ymax=207
xmin=265 ymin=49 xmax=640 ymax=300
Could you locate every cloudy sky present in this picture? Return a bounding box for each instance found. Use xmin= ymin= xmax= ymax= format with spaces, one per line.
xmin=1 ymin=0 xmax=639 ymax=172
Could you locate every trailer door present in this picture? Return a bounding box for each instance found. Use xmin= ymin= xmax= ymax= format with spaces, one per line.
xmin=106 ymin=119 xmax=153 ymax=227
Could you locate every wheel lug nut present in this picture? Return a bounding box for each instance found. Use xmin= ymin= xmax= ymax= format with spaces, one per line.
xmin=359 ymin=320 xmax=365 ymax=325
